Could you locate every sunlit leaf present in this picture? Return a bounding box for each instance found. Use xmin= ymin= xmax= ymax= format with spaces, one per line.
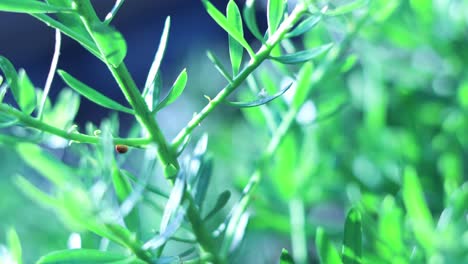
xmin=280 ymin=248 xmax=295 ymax=264
xmin=243 ymin=0 xmax=263 ymax=41
xmin=342 ymin=208 xmax=362 ymax=264
xmin=402 ymin=166 xmax=434 ymax=253
xmin=58 ymin=70 xmax=134 ymax=114
xmin=326 ymin=0 xmax=368 ymax=16
xmin=0 ymin=56 xmax=19 ymax=103
xmin=204 ymin=190 xmax=231 ymax=220
xmin=316 ymin=227 xmax=343 ymax=264
xmin=202 ymin=0 xmax=254 ymax=57
xmin=270 ymin=43 xmax=333 ymax=64
xmin=226 ymin=82 xmax=293 ymax=108
xmin=7 ymin=228 xmax=22 ymax=264
xmin=143 ymin=16 xmax=170 ymax=109
xmin=0 ymin=0 xmax=73 ymax=14
xmin=268 ymin=0 xmax=286 ymax=37
xmin=155 ymin=68 xmax=187 ymax=111
xmin=160 ymin=173 xmax=185 ymax=233
xmin=17 ymin=69 xmax=36 ymax=115
xmin=36 ymin=249 xmax=141 ymax=264
xmin=286 ymin=15 xmax=321 ymax=38
xmin=227 ymin=0 xmax=244 ymax=76
xmin=91 ymin=22 xmax=127 ymax=67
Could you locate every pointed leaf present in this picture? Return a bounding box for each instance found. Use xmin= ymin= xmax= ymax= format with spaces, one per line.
xmin=36 ymin=249 xmax=133 ymax=264
xmin=402 ymin=166 xmax=434 ymax=252
xmin=160 ymin=173 xmax=185 ymax=233
xmin=227 ymin=0 xmax=243 ymax=76
xmin=280 ymin=248 xmax=295 ymax=264
xmin=144 ymin=73 xmax=162 ymax=111
xmin=243 ymin=0 xmax=263 ymax=41
xmin=316 ymin=227 xmax=343 ymax=264
xmin=267 ymin=0 xmax=286 ymax=37
xmin=270 ymin=43 xmax=333 ymax=64
xmin=91 ymin=22 xmax=127 ymax=67
xmin=0 ymin=56 xmax=19 ymax=103
xmin=7 ymin=228 xmax=22 ymax=264
xmin=326 ymin=0 xmax=368 ymax=16
xmin=17 ymin=69 xmax=36 ymax=115
xmin=112 ymin=167 xmax=133 ymax=203
xmin=204 ymin=190 xmax=231 ymax=220
xmin=144 ymin=16 xmax=170 ymax=96
xmin=0 ymin=0 xmax=73 ymax=13
xmin=58 ymin=70 xmax=134 ymax=114
xmin=342 ymin=208 xmax=362 ymax=264
xmin=14 ymin=175 xmax=58 ymax=208
xmin=226 ymin=82 xmax=293 ymax=108
xmin=206 ymin=51 xmax=232 ymax=82
xmin=202 ymin=0 xmax=254 ymax=57
xmin=286 ymin=15 xmax=321 ymax=38
xmin=155 ymin=69 xmax=187 ymax=111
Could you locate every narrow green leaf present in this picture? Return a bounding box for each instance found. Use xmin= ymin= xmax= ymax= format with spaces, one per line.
xmin=206 ymin=51 xmax=232 ymax=82
xmin=377 ymin=196 xmax=406 ymax=264
xmin=243 ymin=0 xmax=263 ymax=41
xmin=342 ymin=208 xmax=362 ymax=264
xmin=104 ymin=0 xmax=126 ymax=24
xmin=160 ymin=173 xmax=186 ymax=232
xmin=0 ymin=75 xmax=3 ymax=85
xmin=226 ymin=82 xmax=293 ymax=108
xmin=286 ymin=15 xmax=321 ymax=38
xmin=0 ymin=0 xmax=74 ymax=13
xmin=14 ymin=175 xmax=58 ymax=208
xmin=91 ymin=22 xmax=127 ymax=67
xmin=316 ymin=227 xmax=343 ymax=264
xmin=16 ymin=143 xmax=74 ymax=188
xmin=0 ymin=56 xmax=19 ymax=103
xmin=402 ymin=166 xmax=434 ymax=253
xmin=155 ymin=68 xmax=187 ymax=111
xmin=143 ymin=73 xmax=162 ymax=111
xmin=57 ymin=70 xmax=134 ymax=114
xmin=326 ymin=0 xmax=368 ymax=16
xmin=267 ymin=0 xmax=286 ymax=37
xmin=291 ymin=62 xmax=314 ymax=110
xmin=202 ymin=0 xmax=254 ymax=57
xmin=280 ymin=248 xmax=295 ymax=264
xmin=204 ymin=190 xmax=231 ymax=220
xmin=0 ymin=110 xmax=19 ymax=128
xmin=270 ymin=43 xmax=333 ymax=64
xmin=17 ymin=69 xmax=37 ymax=115
xmin=194 ymin=157 xmax=213 ymax=209
xmin=112 ymin=167 xmax=133 ymax=203
xmin=144 ymin=16 xmax=170 ymax=97
xmin=7 ymin=228 xmax=22 ymax=264
xmin=36 ymin=249 xmax=131 ymax=264
xmin=227 ymin=0 xmax=243 ymax=76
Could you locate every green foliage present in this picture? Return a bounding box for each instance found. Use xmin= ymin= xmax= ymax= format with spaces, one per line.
xmin=0 ymin=0 xmax=467 ymax=263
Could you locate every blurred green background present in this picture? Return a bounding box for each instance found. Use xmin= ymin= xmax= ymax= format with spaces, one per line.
xmin=1 ymin=0 xmax=467 ymax=263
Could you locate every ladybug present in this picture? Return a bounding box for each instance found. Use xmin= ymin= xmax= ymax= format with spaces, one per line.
xmin=115 ymin=144 xmax=129 ymax=154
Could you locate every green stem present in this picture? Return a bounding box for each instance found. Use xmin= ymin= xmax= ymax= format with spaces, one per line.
xmin=171 ymin=3 xmax=308 ymax=149
xmin=0 ymin=104 xmax=150 ymax=147
xmin=289 ymin=198 xmax=307 ymax=264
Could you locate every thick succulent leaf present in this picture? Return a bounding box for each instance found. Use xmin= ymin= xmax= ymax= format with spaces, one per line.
xmin=202 ymin=0 xmax=254 ymax=57
xmin=226 ymin=82 xmax=293 ymax=108
xmin=155 ymin=69 xmax=187 ymax=111
xmin=91 ymin=22 xmax=127 ymax=67
xmin=227 ymin=0 xmax=243 ymax=76
xmin=315 ymin=227 xmax=343 ymax=264
xmin=280 ymin=248 xmax=295 ymax=264
xmin=326 ymin=0 xmax=368 ymax=16
xmin=243 ymin=0 xmax=263 ymax=41
xmin=58 ymin=70 xmax=134 ymax=114
xmin=144 ymin=16 xmax=170 ymax=97
xmin=206 ymin=51 xmax=232 ymax=82
xmin=286 ymin=15 xmax=321 ymax=38
xmin=17 ymin=69 xmax=37 ymax=115
xmin=204 ymin=190 xmax=231 ymax=220
xmin=0 ymin=0 xmax=73 ymax=13
xmin=342 ymin=208 xmax=362 ymax=264
xmin=267 ymin=0 xmax=286 ymax=37
xmin=270 ymin=43 xmax=333 ymax=64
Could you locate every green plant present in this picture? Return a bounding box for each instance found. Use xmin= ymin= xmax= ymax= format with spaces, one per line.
xmin=1 ymin=0 xmax=467 ymax=264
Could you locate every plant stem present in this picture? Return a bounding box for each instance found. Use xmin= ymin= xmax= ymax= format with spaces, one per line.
xmin=171 ymin=3 xmax=308 ymax=149
xmin=0 ymin=104 xmax=150 ymax=146
xmin=289 ymin=198 xmax=307 ymax=264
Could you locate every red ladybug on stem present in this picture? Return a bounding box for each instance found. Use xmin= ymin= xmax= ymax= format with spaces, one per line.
xmin=115 ymin=144 xmax=129 ymax=154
